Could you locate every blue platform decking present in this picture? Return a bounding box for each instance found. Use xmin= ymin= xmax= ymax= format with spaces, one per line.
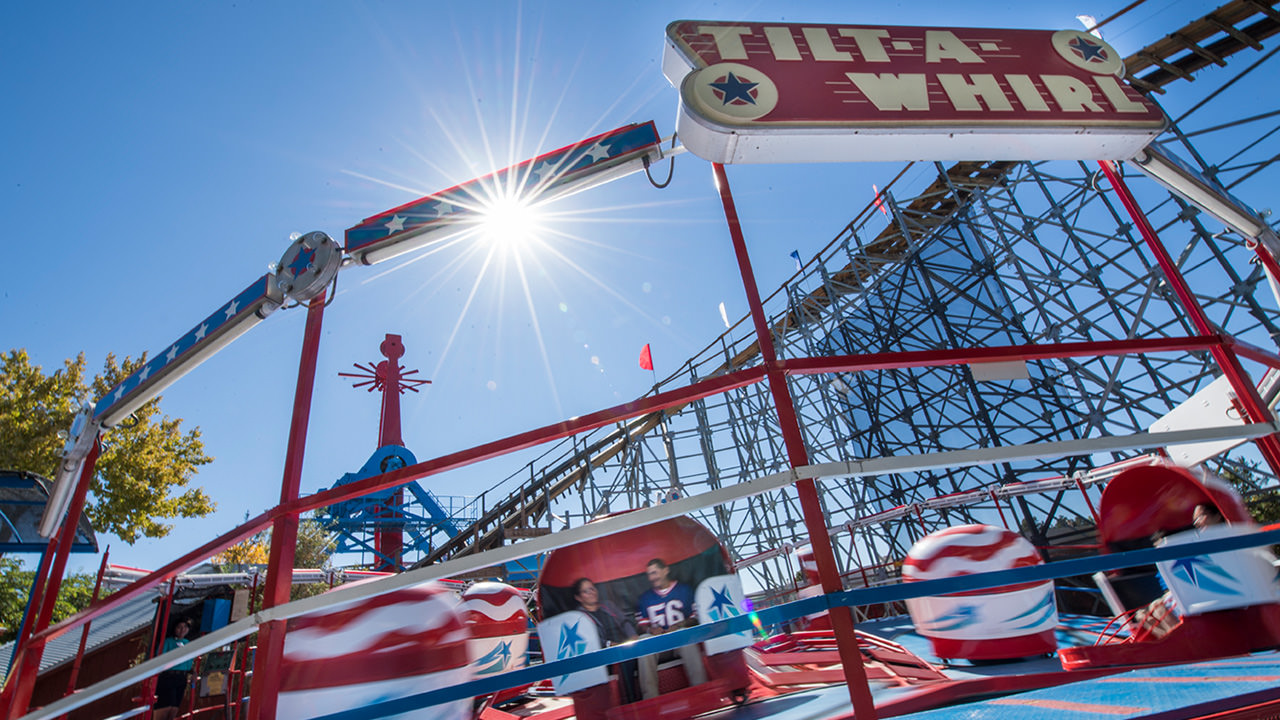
xmin=903 ymin=652 xmax=1280 ymax=719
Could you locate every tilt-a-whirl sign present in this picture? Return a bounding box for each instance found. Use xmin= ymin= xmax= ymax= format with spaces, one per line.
xmin=662 ymin=22 xmax=1166 ymax=163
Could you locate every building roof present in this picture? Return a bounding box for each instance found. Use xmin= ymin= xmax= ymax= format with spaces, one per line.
xmin=0 ymin=593 xmax=160 ymax=674
xmin=0 ymin=469 xmax=98 ymax=554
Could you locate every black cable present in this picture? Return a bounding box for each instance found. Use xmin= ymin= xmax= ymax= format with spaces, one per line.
xmin=643 ymin=134 xmax=677 ymax=189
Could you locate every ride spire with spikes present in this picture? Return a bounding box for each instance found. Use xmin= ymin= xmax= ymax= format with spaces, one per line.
xmin=338 ymin=334 xmax=431 ymax=570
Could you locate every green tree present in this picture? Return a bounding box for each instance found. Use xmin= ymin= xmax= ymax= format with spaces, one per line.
xmin=212 ymin=514 xmax=336 ymax=601
xmin=0 ymin=557 xmax=106 ymax=644
xmin=0 ymin=349 xmax=215 ymax=543
xmin=1216 ymin=461 xmax=1280 ymax=525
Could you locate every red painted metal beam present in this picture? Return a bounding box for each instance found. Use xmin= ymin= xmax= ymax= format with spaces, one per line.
xmin=1224 ymin=334 xmax=1280 ymax=371
xmin=712 ymin=162 xmax=878 ymax=719
xmin=64 ymin=546 xmax=110 ymax=696
xmin=26 ymin=511 xmax=274 ymax=647
xmin=289 ymin=365 xmax=766 ymax=516
xmin=22 ymin=366 xmax=765 ymax=654
xmin=375 ymin=334 xmax=406 ymax=571
xmin=248 ymin=293 xmax=327 ymax=720
xmin=4 ymin=438 xmax=101 ymax=719
xmin=777 ymin=335 xmax=1221 ymax=375
xmin=1099 ymin=160 xmax=1280 ymax=477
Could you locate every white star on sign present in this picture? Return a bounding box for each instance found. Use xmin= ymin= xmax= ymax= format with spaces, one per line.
xmin=575 ymin=142 xmax=608 ymax=167
xmin=194 ymin=323 xmax=208 ymax=340
xmin=224 ymin=300 xmax=240 ymax=320
xmin=166 ymin=345 xmax=179 ymax=363
xmin=385 ymin=215 xmax=406 ymax=234
xmin=114 ymin=386 xmax=125 ymax=401
xmin=138 ymin=364 xmax=152 ymax=382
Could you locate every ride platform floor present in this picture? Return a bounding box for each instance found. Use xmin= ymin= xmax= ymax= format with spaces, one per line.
xmin=705 ymin=615 xmax=1280 ymax=720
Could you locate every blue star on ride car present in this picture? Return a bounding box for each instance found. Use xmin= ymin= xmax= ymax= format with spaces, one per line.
xmin=557 ymin=621 xmax=587 ymax=659
xmin=496 ymin=640 xmax=512 ymax=666
xmin=708 ymin=585 xmax=740 ymax=620
xmin=709 ymin=73 xmax=758 ymax=105
xmin=1171 ymin=556 xmax=1212 ymax=586
xmin=1068 ymin=36 xmax=1108 ymax=62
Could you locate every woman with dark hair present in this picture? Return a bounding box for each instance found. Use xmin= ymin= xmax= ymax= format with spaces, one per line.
xmin=153 ymin=619 xmax=195 ymax=720
xmin=573 ymin=578 xmax=641 ymax=703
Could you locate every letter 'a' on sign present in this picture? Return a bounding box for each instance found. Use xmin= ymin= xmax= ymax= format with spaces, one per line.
xmin=662 ymin=21 xmax=1167 ymax=164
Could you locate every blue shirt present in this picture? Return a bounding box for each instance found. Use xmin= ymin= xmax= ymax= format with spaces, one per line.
xmin=636 ymin=581 xmax=695 ymax=631
xmin=163 ymin=637 xmax=193 ymax=671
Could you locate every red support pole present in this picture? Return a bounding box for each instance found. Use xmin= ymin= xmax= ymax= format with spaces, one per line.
xmin=4 ymin=438 xmax=102 ymax=719
xmin=6 ymin=537 xmax=55 ymax=665
xmin=246 ymin=293 xmax=327 ymax=720
xmin=64 ymin=546 xmax=110 ymax=696
xmin=375 ymin=334 xmax=406 ymax=571
xmin=138 ymin=579 xmax=178 ymax=719
xmin=991 ymin=490 xmax=1010 ymax=529
xmin=1098 ymin=160 xmax=1280 ymax=477
xmin=0 ymin=537 xmax=52 ymax=714
xmin=1074 ymin=478 xmax=1101 ymax=525
xmin=711 ymin=163 xmax=878 ymax=718
xmin=1248 ymin=237 xmax=1280 ymax=290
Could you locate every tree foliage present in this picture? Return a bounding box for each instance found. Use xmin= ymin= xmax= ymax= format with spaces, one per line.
xmin=1216 ymin=460 xmax=1280 ymax=525
xmin=0 ymin=349 xmax=215 ymax=543
xmin=212 ymin=514 xmax=336 ymax=601
xmin=0 ymin=557 xmax=106 ymax=644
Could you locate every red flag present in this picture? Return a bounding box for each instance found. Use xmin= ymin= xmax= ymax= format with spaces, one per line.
xmin=638 ymin=344 xmax=653 ymax=371
xmin=873 ymin=184 xmax=888 ymax=217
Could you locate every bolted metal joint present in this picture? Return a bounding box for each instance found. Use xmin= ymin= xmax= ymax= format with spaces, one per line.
xmin=274 ymin=231 xmax=343 ymax=303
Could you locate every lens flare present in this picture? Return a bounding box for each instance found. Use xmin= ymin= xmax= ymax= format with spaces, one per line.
xmin=477 ymin=195 xmax=543 ymax=250
xmin=743 ymin=597 xmax=766 ymax=638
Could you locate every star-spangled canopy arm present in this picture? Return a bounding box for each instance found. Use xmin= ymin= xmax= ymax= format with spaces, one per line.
xmin=345 ymin=122 xmax=664 ymax=266
xmin=44 ymin=122 xmax=669 ymax=543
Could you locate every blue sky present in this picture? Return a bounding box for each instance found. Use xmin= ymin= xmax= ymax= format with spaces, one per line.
xmin=0 ymin=1 xmax=1251 ymax=573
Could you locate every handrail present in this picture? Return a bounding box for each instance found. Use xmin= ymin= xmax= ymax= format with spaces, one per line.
xmin=21 ymin=525 xmax=1280 ymax=720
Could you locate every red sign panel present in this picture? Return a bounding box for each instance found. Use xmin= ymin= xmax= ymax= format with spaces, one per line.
xmin=662 ymin=22 xmax=1165 ymax=163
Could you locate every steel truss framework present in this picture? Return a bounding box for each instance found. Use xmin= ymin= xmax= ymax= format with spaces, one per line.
xmin=415 ymin=4 xmax=1280 ymax=599
xmin=10 ymin=5 xmax=1280 ymax=718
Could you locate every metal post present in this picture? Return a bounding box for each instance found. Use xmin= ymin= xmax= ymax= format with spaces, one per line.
xmin=375 ymin=334 xmax=406 ymax=571
xmin=246 ymin=293 xmax=327 ymax=720
xmin=711 ymin=162 xmax=878 ymax=718
xmin=2 ymin=538 xmax=53 ymax=682
xmin=991 ymin=490 xmax=1010 ymax=529
xmin=64 ymin=546 xmax=110 ymax=696
xmin=1099 ymin=160 xmax=1280 ymax=476
xmin=4 ymin=438 xmax=101 ymax=719
xmin=1074 ymin=477 xmax=1101 ymax=525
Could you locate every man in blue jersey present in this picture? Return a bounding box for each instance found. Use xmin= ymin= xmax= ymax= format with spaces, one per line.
xmin=635 ymin=558 xmax=707 ymax=697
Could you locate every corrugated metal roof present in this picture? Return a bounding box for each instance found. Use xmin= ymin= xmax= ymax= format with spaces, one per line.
xmin=0 ymin=594 xmax=159 ymax=674
xmin=2 ymin=563 xmax=231 ymax=676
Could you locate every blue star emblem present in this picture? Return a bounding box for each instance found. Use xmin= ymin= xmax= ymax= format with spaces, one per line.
xmin=1171 ymin=556 xmax=1240 ymax=595
xmin=474 ymin=639 xmax=515 ymax=674
xmin=557 ymin=621 xmax=587 ymax=659
xmin=1068 ymin=36 xmax=1108 ymax=62
xmin=926 ymin=604 xmax=978 ymax=632
xmin=287 ymin=246 xmax=316 ymax=278
xmin=709 ymin=73 xmax=759 ymax=106
xmin=707 ymin=585 xmax=740 ymax=621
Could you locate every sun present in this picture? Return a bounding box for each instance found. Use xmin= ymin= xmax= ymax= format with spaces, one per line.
xmin=476 ymin=194 xmax=545 ymax=251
